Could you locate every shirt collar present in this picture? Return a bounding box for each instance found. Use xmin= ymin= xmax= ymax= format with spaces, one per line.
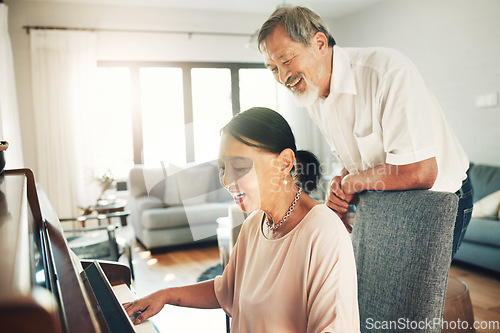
xmin=329 ymin=45 xmax=357 ymax=96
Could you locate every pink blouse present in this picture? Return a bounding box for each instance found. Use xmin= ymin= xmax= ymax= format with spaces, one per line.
xmin=214 ymin=204 xmax=360 ymax=332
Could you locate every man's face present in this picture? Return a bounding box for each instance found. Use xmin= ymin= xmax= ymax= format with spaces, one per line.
xmin=261 ymin=25 xmax=328 ymax=106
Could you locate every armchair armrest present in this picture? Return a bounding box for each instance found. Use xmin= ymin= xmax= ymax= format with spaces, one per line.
xmin=134 ymin=195 xmax=165 ymax=210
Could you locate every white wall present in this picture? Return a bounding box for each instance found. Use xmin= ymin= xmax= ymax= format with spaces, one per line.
xmin=5 ymin=0 xmax=270 ymax=171
xmin=8 ymin=0 xmax=499 ymax=172
xmin=330 ymin=0 xmax=500 ymax=166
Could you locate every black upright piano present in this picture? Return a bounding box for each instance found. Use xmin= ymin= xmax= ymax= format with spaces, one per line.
xmin=0 ymin=169 xmax=154 ymax=332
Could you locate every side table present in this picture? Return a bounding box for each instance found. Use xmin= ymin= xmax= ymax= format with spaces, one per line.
xmin=93 ymin=198 xmax=128 ymax=226
xmin=442 ymin=276 xmax=475 ymax=332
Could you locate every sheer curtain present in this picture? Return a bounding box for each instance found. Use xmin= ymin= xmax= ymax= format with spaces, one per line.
xmin=30 ymin=29 xmax=97 ymax=218
xmin=0 ymin=3 xmax=24 ymax=168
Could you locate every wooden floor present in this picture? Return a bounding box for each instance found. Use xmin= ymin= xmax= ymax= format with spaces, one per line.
xmin=126 ymin=242 xmax=500 ymax=333
xmin=449 ymin=263 xmax=500 ymax=333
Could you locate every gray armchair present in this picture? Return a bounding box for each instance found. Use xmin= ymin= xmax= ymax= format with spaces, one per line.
xmin=352 ymin=190 xmax=458 ymax=333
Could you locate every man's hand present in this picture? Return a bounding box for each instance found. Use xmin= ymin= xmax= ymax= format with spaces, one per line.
xmin=326 ymin=176 xmax=350 ymax=214
xmin=341 ymin=173 xmax=365 ymax=195
xmin=326 ymin=175 xmax=357 ymax=232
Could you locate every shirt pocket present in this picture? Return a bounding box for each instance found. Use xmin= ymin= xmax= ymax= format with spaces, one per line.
xmin=353 ymin=131 xmax=385 ymax=169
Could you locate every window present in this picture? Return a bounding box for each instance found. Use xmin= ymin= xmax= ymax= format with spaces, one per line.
xmin=140 ymin=67 xmax=186 ymax=166
xmin=239 ymin=68 xmax=278 ymax=111
xmin=191 ymin=68 xmax=233 ymax=163
xmin=93 ymin=67 xmax=134 ymax=179
xmin=94 ymin=62 xmax=277 ymax=175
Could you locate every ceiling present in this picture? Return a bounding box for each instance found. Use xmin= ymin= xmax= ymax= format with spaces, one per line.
xmin=25 ymin=0 xmax=384 ymax=18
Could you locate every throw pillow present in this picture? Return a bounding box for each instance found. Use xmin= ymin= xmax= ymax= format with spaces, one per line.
xmin=163 ymin=163 xmax=183 ymax=205
xmin=163 ymin=162 xmax=216 ymax=206
xmin=175 ymin=162 xmax=215 ymax=205
xmin=472 ymin=189 xmax=500 ymax=220
xmin=141 ymin=167 xmax=166 ymax=201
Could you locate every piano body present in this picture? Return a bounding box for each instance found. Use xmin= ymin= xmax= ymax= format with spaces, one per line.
xmin=0 ymin=169 xmax=155 ymax=332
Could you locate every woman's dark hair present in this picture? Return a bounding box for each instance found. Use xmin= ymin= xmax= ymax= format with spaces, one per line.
xmin=221 ymin=107 xmax=320 ymax=193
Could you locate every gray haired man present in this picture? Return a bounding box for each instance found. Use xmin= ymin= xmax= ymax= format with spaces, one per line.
xmin=258 ymin=6 xmax=472 ymax=258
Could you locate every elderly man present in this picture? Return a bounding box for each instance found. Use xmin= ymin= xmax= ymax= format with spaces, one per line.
xmin=257 ymin=5 xmax=472 ymax=257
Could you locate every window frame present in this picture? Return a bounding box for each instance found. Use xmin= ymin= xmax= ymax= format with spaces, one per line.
xmin=98 ymin=61 xmax=266 ymax=164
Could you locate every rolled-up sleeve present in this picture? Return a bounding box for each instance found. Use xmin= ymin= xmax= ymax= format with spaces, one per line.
xmin=380 ymin=65 xmax=437 ymax=165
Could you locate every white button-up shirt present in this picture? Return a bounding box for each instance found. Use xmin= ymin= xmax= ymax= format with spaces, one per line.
xmin=308 ymin=46 xmax=469 ymax=193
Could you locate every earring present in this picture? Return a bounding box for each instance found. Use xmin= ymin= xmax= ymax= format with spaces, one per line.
xmin=283 ymin=178 xmax=288 ymax=185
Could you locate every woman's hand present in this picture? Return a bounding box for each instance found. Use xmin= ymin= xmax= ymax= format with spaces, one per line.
xmin=123 ymin=280 xmax=220 ymax=325
xmin=123 ymin=289 xmax=169 ymax=325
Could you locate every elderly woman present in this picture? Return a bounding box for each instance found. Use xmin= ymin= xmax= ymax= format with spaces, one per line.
xmin=125 ymin=107 xmax=360 ymax=332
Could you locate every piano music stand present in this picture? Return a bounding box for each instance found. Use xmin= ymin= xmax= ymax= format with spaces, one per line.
xmin=82 ymin=261 xmax=136 ymax=333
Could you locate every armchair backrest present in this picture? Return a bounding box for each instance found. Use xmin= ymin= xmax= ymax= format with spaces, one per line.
xmin=128 ymin=165 xmax=165 ymax=200
xmin=352 ymin=190 xmax=458 ymax=333
xmin=128 ymin=163 xmax=231 ymax=205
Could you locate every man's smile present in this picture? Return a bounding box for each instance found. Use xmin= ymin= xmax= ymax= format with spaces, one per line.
xmin=286 ymin=74 xmax=303 ymax=92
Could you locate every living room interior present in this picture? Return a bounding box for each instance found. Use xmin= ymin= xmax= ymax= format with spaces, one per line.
xmin=1 ymin=0 xmax=499 ymax=332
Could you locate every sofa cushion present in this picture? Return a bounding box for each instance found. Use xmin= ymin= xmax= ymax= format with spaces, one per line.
xmin=141 ymin=203 xmax=230 ymax=230
xmin=462 ymin=218 xmax=500 ymax=248
xmin=135 ymin=195 xmax=165 ymax=215
xmin=453 ymin=242 xmax=500 ymax=274
xmin=139 ymin=224 xmax=218 ymax=248
xmin=164 ymin=162 xmax=221 ymax=206
xmin=468 ymin=163 xmax=500 ymax=202
xmin=472 ymin=189 xmax=500 ymax=219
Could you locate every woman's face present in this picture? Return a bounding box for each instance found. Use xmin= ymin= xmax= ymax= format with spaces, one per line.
xmin=218 ymin=133 xmax=281 ymax=213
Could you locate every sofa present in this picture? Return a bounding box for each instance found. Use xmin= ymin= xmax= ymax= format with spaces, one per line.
xmin=128 ymin=162 xmax=234 ymax=250
xmin=453 ymin=163 xmax=500 ymax=274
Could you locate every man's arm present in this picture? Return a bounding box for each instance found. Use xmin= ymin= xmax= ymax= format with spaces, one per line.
xmin=340 ymin=157 xmax=438 ymax=195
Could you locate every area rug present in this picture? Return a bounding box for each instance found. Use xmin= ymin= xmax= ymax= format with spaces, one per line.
xmin=197 ymin=263 xmax=222 ymax=282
